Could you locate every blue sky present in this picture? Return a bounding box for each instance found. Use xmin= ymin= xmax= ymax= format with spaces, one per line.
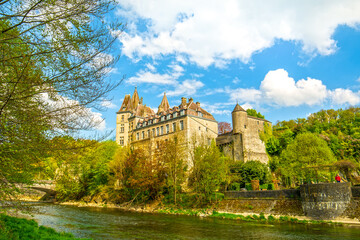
xmin=91 ymin=1 xmax=360 ymax=139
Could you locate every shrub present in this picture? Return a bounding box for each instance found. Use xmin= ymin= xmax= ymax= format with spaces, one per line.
xmin=228 ymin=182 xmax=241 ymax=191
xmin=245 ymin=183 xmax=252 ymax=191
xmin=239 ymin=161 xmax=271 ymax=186
xmin=267 ymin=183 xmax=275 ymax=190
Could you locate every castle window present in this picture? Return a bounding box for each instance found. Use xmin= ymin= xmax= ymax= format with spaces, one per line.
xmin=147 ymin=130 xmax=150 ymax=138
xmin=120 ymin=124 xmax=124 ymax=133
xmin=120 ymin=137 xmax=124 ymax=145
xmin=198 ymin=112 xmax=203 ymax=117
xmin=166 ymin=124 xmax=169 ymax=133
xmin=161 ymin=126 xmax=164 ymax=135
xmin=152 ymin=128 xmax=155 ymax=137
xmin=199 ymin=126 xmax=201 ymax=130
xmin=257 ymin=121 xmax=259 ymax=125
xmin=121 ymin=115 xmax=124 ymax=121
xmin=180 ymin=120 xmax=184 ymax=130
xmin=136 ymin=133 xmax=139 ymax=140
xmin=173 ymin=122 xmax=176 ymax=132
xmin=167 ymin=114 xmax=171 ymax=120
xmin=142 ymin=131 xmax=144 ymax=139
xmin=244 ymin=125 xmax=246 ymax=129
xmin=156 ymin=127 xmax=159 ymax=136
xmin=180 ymin=110 xmax=185 ymax=116
xmin=173 ymin=112 xmax=177 ymax=118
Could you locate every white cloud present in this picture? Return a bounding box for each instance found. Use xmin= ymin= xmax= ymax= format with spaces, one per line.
xmin=207 ymin=69 xmax=360 ymax=108
xmin=128 ymin=70 xmax=178 ymax=85
xmin=117 ymin=0 xmax=360 ymax=67
xmin=260 ymin=69 xmax=328 ymax=106
xmin=101 ymin=99 xmax=117 ymax=109
xmin=201 ymin=103 xmax=231 ymax=115
xmin=165 ymin=79 xmax=204 ymax=97
xmin=38 ymin=92 xmax=105 ymax=131
xmin=145 ymin=63 xmax=156 ymax=72
xmin=329 ymin=88 xmax=360 ymax=105
xmin=232 ymin=77 xmax=240 ymax=84
xmin=228 ymin=88 xmax=262 ymax=103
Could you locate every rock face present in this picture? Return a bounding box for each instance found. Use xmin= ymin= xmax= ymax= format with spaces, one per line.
xmin=300 ymin=183 xmax=352 ymax=220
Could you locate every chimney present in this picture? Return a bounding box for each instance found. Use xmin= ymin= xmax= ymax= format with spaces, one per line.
xmin=196 ymin=102 xmax=200 ymax=107
xmin=188 ymin=97 xmax=193 ymax=103
xmin=181 ymin=97 xmax=187 ymax=106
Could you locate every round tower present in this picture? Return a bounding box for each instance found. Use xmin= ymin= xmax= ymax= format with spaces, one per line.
xmin=232 ymin=104 xmax=247 ymax=133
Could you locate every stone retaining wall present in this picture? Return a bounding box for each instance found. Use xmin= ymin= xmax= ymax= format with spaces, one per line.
xmin=225 ymin=189 xmax=300 ymax=199
xmin=222 ymin=184 xmax=360 ymax=220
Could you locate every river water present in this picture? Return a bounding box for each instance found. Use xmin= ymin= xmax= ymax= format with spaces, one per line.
xmin=28 ymin=203 xmax=360 ymax=240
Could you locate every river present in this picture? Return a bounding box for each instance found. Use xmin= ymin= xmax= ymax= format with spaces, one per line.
xmin=27 ymin=203 xmax=360 ymax=240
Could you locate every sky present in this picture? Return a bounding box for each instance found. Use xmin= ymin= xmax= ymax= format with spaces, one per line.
xmin=88 ymin=1 xmax=360 ymax=139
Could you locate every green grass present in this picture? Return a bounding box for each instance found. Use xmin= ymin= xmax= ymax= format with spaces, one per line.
xmin=0 ymin=214 xmax=91 ymax=240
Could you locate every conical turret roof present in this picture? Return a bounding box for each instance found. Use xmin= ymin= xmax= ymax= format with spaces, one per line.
xmin=131 ymin=87 xmax=140 ymax=108
xmin=157 ymin=92 xmax=170 ymax=114
xmin=232 ymin=103 xmax=245 ymax=112
xmin=118 ymin=94 xmax=131 ymax=112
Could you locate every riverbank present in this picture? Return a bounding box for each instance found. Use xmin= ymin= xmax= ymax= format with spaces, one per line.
xmin=49 ymin=200 xmax=360 ymax=226
xmin=0 ymin=214 xmax=89 ymax=240
xmin=18 ymin=189 xmax=360 ymax=227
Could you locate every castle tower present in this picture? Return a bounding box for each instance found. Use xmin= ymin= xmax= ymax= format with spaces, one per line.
xmin=131 ymin=87 xmax=140 ymax=108
xmin=232 ymin=103 xmax=247 ymax=133
xmin=157 ymin=92 xmax=170 ymax=114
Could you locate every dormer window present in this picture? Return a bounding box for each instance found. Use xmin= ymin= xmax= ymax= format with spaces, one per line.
xmin=180 ymin=110 xmax=185 ymax=116
xmin=161 ymin=116 xmax=165 ymax=121
xmin=167 ymin=114 xmax=171 ymax=120
xmin=198 ymin=111 xmax=203 ymax=117
xmin=173 ymin=112 xmax=177 ymax=118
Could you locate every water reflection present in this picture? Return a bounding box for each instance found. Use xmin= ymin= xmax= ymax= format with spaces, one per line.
xmin=28 ymin=204 xmax=360 ymax=240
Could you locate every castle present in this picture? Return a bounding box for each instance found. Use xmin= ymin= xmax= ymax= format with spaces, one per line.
xmin=116 ymin=88 xmax=218 ymax=161
xmin=116 ymin=88 xmax=270 ymax=164
xmin=216 ymin=104 xmax=271 ymax=163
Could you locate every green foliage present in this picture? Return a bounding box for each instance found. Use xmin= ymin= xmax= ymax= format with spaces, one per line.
xmin=265 ymin=136 xmax=280 ymax=156
xmin=0 ymin=0 xmax=121 ymax=205
xmin=239 ymin=161 xmax=271 ymax=185
xmin=228 ymin=182 xmax=241 ymax=191
xmin=245 ymin=183 xmax=252 ymax=191
xmin=280 ymin=132 xmax=336 ymax=184
xmin=189 ymin=141 xmax=229 ymax=202
xmin=121 ymin=148 xmax=166 ymax=202
xmin=0 ymin=214 xmax=89 ymax=240
xmin=246 ymin=109 xmax=265 ymax=119
xmin=267 ymin=183 xmax=275 ymax=190
xmin=53 ymin=139 xmax=118 ymax=201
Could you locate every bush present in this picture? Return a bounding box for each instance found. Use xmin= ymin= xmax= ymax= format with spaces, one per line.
xmin=267 ymin=183 xmax=275 ymax=190
xmin=228 ymin=182 xmax=241 ymax=191
xmin=260 ymin=184 xmax=268 ymax=190
xmin=240 ymin=161 xmax=271 ymax=185
xmin=245 ymin=183 xmax=252 ymax=191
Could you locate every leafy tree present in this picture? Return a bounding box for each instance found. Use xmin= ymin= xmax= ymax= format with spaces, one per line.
xmin=246 ymin=109 xmax=265 ymax=119
xmin=157 ymin=136 xmax=187 ymax=205
xmin=189 ymin=141 xmax=229 ymax=202
xmin=239 ymin=161 xmax=271 ymax=186
xmin=122 ymin=148 xmax=166 ymax=202
xmin=0 ymin=0 xmax=122 ymax=204
xmin=218 ymin=122 xmax=232 ymax=134
xmin=280 ymin=132 xmax=336 ymax=184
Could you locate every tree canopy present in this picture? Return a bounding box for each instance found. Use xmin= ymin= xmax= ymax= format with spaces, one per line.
xmin=0 ymin=0 xmax=122 ymax=205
